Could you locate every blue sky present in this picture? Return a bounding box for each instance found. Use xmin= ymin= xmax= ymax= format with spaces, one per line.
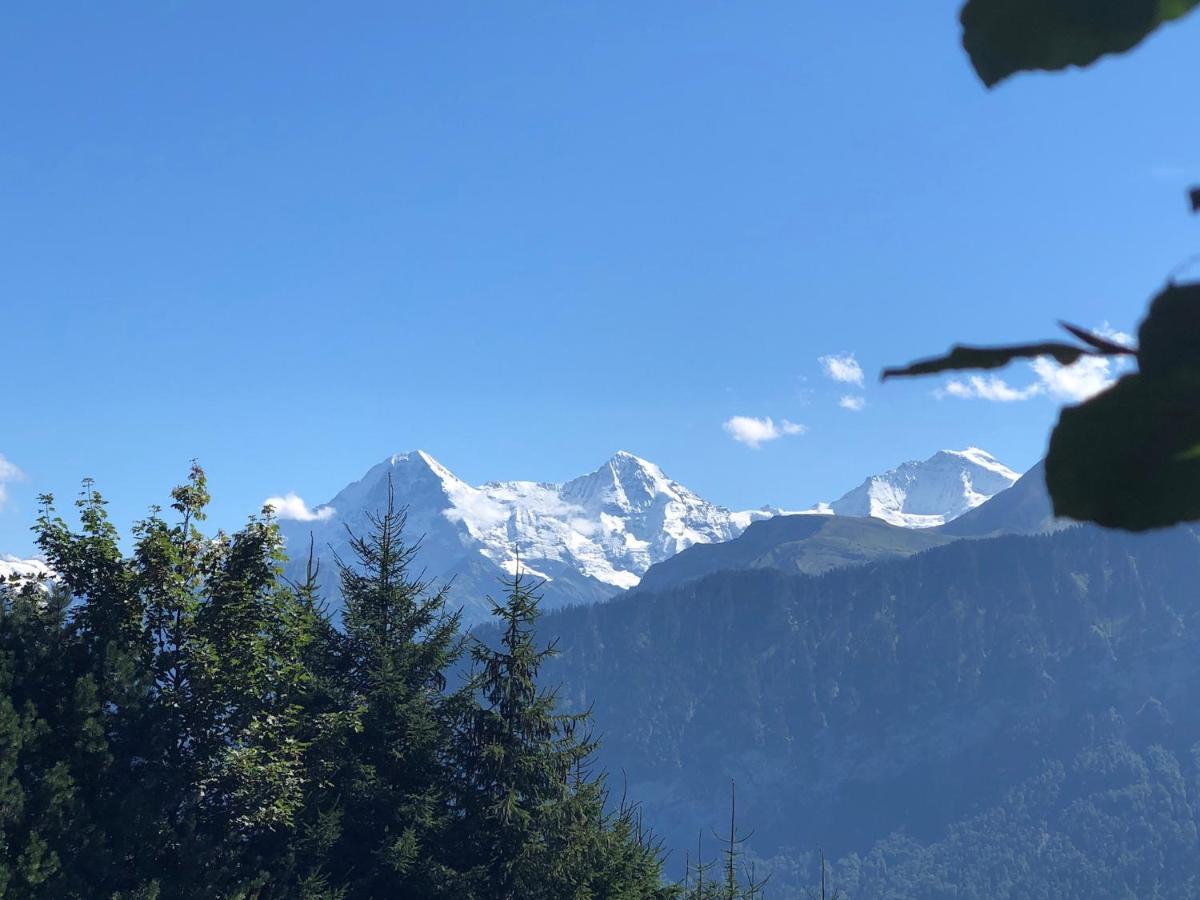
xmin=2 ymin=2 xmax=1199 ymax=555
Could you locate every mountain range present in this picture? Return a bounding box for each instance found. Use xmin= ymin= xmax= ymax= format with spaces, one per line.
xmin=0 ymin=446 xmax=1034 ymax=624
xmin=277 ymin=449 xmax=773 ymax=623
xmin=533 ymin=502 xmax=1200 ymax=896
xmin=276 ymin=446 xmax=1026 ymax=623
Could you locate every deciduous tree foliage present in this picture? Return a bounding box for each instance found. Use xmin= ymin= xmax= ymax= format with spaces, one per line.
xmin=1047 ymin=283 xmax=1200 ymax=529
xmin=961 ymin=0 xmax=1199 ymax=87
xmin=0 ymin=470 xmax=670 ymax=898
xmin=886 ymin=0 xmax=1200 ymax=532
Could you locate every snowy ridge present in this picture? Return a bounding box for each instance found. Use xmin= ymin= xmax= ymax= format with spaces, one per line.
xmin=825 ymin=447 xmax=1020 ymax=528
xmin=274 ymin=446 xmax=1022 ymax=622
xmin=276 ymin=450 xmax=773 ymax=621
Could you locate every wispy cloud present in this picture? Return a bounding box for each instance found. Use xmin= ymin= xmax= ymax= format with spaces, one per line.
xmin=723 ymin=415 xmax=805 ymax=449
xmin=0 ymin=454 xmax=24 ymax=512
xmin=839 ymin=395 xmax=866 ymax=411
xmin=819 ymin=353 xmax=864 ymax=387
xmin=937 ymin=375 xmax=1042 ymax=402
xmin=937 ymin=327 xmax=1133 ymax=404
xmin=263 ymin=492 xmax=335 ymax=522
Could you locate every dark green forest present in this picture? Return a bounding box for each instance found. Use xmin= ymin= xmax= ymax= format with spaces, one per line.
xmin=0 ymin=469 xmax=682 ymax=899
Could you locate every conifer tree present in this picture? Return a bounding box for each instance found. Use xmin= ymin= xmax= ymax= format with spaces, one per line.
xmin=458 ymin=567 xmax=671 ymax=900
xmin=261 ymin=542 xmax=353 ymax=899
xmin=314 ymin=478 xmax=468 ymax=897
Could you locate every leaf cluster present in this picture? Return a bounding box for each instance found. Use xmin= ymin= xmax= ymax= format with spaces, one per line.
xmin=887 ymin=0 xmax=1200 ymax=530
xmin=960 ymin=0 xmax=1199 ymax=87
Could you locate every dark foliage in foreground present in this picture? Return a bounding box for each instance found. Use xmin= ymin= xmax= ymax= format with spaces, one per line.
xmin=0 ymin=468 xmax=670 ymax=899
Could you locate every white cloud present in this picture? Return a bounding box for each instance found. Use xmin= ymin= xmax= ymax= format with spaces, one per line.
xmin=0 ymin=454 xmax=24 ymax=512
xmin=839 ymin=395 xmax=866 ymax=412
xmin=937 ymin=351 xmax=1131 ymax=405
xmin=723 ymin=416 xmax=806 ymax=449
xmin=1095 ymin=324 xmax=1134 ymax=346
xmin=819 ymin=353 xmax=865 ymax=387
xmin=1029 ymin=355 xmax=1120 ymax=403
xmin=441 ymin=489 xmax=510 ymax=533
xmin=934 ymin=322 xmax=1135 ymax=404
xmin=568 ymin=517 xmax=600 ymax=537
xmin=937 ymin=375 xmax=1042 ymax=402
xmin=263 ymin=492 xmax=336 ymax=522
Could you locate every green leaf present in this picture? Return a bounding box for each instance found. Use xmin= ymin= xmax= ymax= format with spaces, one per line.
xmin=961 ymin=0 xmax=1200 ymax=87
xmin=1046 ymin=372 xmax=1200 ymax=530
xmin=881 ymin=341 xmax=1088 ymax=380
xmin=1136 ymin=282 xmax=1200 ymax=377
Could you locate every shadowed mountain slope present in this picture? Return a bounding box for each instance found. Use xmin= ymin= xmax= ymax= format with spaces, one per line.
xmin=939 ymin=459 xmax=1066 ymax=537
xmin=634 ymin=513 xmax=954 ymax=595
xmin=536 ymin=524 xmax=1200 ymax=896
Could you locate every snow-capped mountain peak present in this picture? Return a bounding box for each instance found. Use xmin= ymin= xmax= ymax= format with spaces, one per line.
xmin=404 ymin=449 xmax=463 ymax=484
xmin=944 ymin=447 xmax=1020 ymax=480
xmin=826 ymin=447 xmax=1020 ymax=528
xmin=277 ymin=450 xmax=752 ymax=623
xmin=562 ymin=451 xmax=695 ymax=514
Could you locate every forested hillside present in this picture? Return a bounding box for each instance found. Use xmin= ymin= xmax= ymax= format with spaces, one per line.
xmin=541 ymin=524 xmax=1200 ymax=896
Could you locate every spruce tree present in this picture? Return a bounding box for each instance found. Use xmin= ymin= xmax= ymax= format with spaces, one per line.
xmin=263 ymin=543 xmax=354 ymax=899
xmin=458 ymin=568 xmax=671 ymax=900
xmin=315 ymin=478 xmax=468 ymax=897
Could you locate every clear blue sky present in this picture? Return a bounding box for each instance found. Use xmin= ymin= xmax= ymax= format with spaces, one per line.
xmin=3 ymin=2 xmax=1199 ymax=555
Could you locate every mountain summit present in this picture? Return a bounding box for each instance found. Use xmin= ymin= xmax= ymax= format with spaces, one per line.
xmin=277 ymin=450 xmax=767 ymax=623
xmin=825 ymin=447 xmax=1020 ymax=528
